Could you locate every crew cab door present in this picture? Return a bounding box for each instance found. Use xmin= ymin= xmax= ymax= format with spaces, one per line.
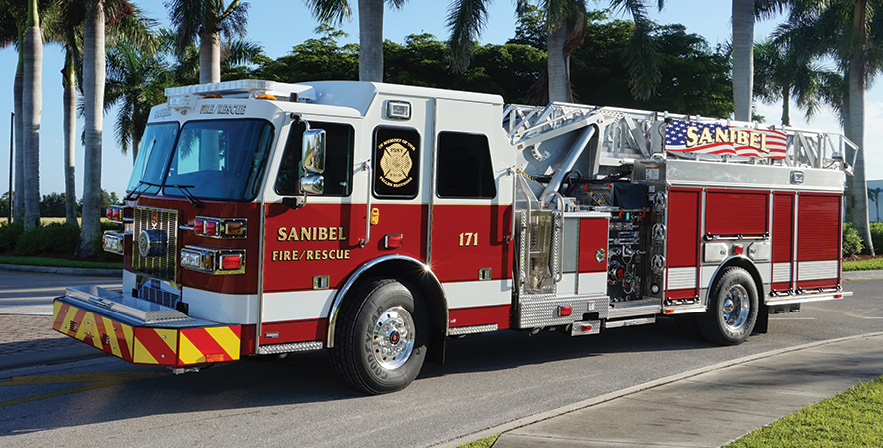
xmin=429 ymin=99 xmax=514 ymax=331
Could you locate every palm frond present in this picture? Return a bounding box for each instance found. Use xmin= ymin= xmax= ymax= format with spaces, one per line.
xmin=446 ymin=0 xmax=490 ymax=72
xmin=304 ymin=0 xmax=352 ymax=25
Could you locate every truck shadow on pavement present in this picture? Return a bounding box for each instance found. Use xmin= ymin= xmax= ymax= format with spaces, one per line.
xmin=0 ymin=318 xmax=768 ymax=438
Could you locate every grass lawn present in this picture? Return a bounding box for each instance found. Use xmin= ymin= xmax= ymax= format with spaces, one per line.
xmin=457 ymin=436 xmax=499 ymax=448
xmin=843 ymin=257 xmax=883 ymax=271
xmin=726 ymin=376 xmax=883 ymax=447
xmin=0 ymin=255 xmax=122 ymax=270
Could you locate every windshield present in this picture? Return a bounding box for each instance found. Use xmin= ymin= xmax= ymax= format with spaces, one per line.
xmin=127 ymin=123 xmax=179 ymax=195
xmin=126 ymin=119 xmax=275 ymax=202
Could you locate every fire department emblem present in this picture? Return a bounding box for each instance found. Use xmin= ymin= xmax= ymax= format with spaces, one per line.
xmin=378 ymin=138 xmax=415 ymax=188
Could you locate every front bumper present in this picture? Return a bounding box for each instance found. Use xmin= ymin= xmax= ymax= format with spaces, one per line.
xmin=52 ymin=285 xmax=241 ymax=367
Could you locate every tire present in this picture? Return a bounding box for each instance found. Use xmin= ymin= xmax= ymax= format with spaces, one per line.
xmin=331 ymin=278 xmax=428 ymax=394
xmin=697 ymin=267 xmax=758 ymax=346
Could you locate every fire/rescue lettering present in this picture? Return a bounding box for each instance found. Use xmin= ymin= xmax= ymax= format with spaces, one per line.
xmin=276 ymin=227 xmax=347 ymax=242
xmin=200 ymin=104 xmax=247 ymax=115
xmin=271 ymin=249 xmax=350 ymax=261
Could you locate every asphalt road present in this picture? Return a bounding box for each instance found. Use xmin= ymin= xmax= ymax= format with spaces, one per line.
xmin=0 ymin=271 xmax=120 ymax=315
xmin=0 ymin=278 xmax=881 ymax=447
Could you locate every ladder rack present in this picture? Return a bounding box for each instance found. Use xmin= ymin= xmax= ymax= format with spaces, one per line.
xmin=502 ymin=102 xmax=857 ymax=173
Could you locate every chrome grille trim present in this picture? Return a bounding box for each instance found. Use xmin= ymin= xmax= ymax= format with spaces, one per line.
xmin=132 ymin=206 xmax=179 ymax=282
xmin=138 ymin=284 xmax=181 ymax=309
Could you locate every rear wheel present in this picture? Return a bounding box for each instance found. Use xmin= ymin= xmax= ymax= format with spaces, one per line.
xmin=698 ymin=267 xmax=758 ymax=346
xmin=331 ymin=279 xmax=428 ymax=394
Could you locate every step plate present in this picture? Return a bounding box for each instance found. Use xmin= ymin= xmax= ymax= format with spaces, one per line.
xmin=517 ymin=295 xmax=608 ymax=328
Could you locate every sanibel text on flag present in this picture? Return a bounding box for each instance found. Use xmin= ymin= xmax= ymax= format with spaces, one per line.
xmin=665 ymin=119 xmax=787 ymax=158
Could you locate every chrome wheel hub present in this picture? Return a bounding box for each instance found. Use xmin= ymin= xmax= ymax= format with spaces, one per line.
xmin=722 ymin=284 xmax=750 ymax=331
xmin=372 ymin=306 xmax=415 ymax=369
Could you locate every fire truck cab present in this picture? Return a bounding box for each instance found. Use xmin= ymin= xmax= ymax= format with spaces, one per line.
xmin=54 ymin=80 xmax=853 ymax=393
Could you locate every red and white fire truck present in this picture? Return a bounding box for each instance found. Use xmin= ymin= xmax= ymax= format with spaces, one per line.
xmin=53 ymin=79 xmax=853 ymax=393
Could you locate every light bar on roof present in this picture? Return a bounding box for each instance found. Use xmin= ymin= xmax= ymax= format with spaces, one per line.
xmin=165 ymin=79 xmax=277 ymax=98
xmin=165 ymin=79 xmax=317 ymax=110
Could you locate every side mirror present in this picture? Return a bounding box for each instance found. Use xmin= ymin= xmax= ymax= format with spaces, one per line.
xmin=301 ymin=129 xmax=326 ymax=195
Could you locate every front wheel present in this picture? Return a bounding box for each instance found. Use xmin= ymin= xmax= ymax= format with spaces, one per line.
xmin=331 ymin=279 xmax=428 ymax=394
xmin=698 ymin=267 xmax=758 ymax=345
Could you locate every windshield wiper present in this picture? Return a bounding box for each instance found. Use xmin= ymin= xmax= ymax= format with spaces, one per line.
xmin=124 ymin=180 xmax=162 ymax=201
xmin=166 ymin=184 xmax=204 ymax=209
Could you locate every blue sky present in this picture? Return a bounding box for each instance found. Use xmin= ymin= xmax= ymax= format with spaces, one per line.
xmin=0 ymin=0 xmax=878 ymax=199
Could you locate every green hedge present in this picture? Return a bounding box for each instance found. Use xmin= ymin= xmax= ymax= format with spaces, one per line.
xmin=15 ymin=223 xmax=81 ymax=256
xmin=843 ymin=222 xmax=864 ymax=257
xmin=871 ymin=222 xmax=883 ymax=253
xmin=0 ymin=222 xmax=24 ymax=252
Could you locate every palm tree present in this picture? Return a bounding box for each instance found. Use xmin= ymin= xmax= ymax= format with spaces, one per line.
xmin=306 ymin=0 xmax=407 ymax=82
xmin=447 ymin=0 xmax=664 ymax=103
xmin=731 ymin=0 xmax=753 ymax=121
xmin=166 ymin=0 xmax=250 ymax=84
xmin=22 ymin=0 xmax=43 ymax=231
xmin=13 ymin=31 xmax=24 ymax=223
xmin=731 ymin=0 xmax=789 ymax=122
xmin=77 ymin=0 xmax=107 ymax=257
xmin=0 ymin=2 xmax=24 ymax=223
xmin=753 ymin=37 xmax=828 ymax=126
xmin=105 ymin=38 xmax=169 ymax=163
xmin=776 ymin=0 xmax=880 ymax=255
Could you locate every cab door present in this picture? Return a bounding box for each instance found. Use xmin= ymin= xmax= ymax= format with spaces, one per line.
xmin=430 ymin=98 xmax=514 ymax=331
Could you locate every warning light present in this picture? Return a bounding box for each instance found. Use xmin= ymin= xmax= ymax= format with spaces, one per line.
xmin=204 ymin=220 xmax=218 ymax=236
xmin=558 ymin=305 xmax=573 ymax=317
xmin=733 ymin=244 xmax=744 ymax=255
xmin=220 ymin=254 xmax=242 ymax=271
xmin=384 ymin=234 xmax=404 ymax=249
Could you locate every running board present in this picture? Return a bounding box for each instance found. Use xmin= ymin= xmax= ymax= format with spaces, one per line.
xmin=766 ymin=290 xmax=851 ymax=306
xmin=449 ymin=324 xmax=498 ymax=336
xmin=607 ymin=298 xmax=662 ymax=319
xmin=604 ymin=316 xmax=656 ymax=329
xmin=257 ymin=341 xmax=324 ymax=355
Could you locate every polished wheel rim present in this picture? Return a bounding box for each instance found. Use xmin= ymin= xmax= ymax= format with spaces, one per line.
xmin=722 ymin=284 xmax=750 ymax=331
xmin=372 ymin=306 xmax=415 ymax=369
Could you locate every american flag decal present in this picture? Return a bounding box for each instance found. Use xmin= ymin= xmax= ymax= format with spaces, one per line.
xmin=664 ymin=119 xmax=788 ymax=159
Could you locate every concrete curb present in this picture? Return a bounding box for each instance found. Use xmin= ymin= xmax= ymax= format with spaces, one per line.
xmin=434 ymin=331 xmax=883 ymax=448
xmin=843 ymin=270 xmax=883 ymax=280
xmin=0 ymin=263 xmax=121 ymax=277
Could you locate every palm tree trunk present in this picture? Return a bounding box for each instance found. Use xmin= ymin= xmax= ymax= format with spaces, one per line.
xmin=78 ymin=0 xmax=105 ymax=257
xmin=199 ymin=29 xmax=221 ymax=84
xmin=13 ymin=66 xmax=24 ymax=223
xmin=22 ymin=22 xmax=42 ymax=231
xmin=844 ymin=0 xmax=875 ymax=255
xmin=132 ymin=126 xmax=143 ymax=163
xmin=732 ymin=0 xmax=754 ymax=122
xmin=62 ymin=51 xmax=77 ymax=227
xmin=547 ymin=19 xmax=570 ymax=102
xmin=359 ymin=0 xmax=384 ymax=82
xmin=781 ymin=86 xmax=790 ymax=126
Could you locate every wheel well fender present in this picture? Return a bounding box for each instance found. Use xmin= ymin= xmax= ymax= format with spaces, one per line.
xmin=705 ymin=256 xmax=765 ymax=304
xmin=326 ymin=255 xmax=448 ymax=353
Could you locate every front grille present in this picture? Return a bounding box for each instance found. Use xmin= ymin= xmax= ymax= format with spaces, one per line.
xmin=132 ymin=206 xmax=178 ymax=282
xmin=138 ymin=284 xmax=181 ymax=309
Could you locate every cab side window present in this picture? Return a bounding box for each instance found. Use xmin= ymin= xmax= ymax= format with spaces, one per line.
xmin=436 ymin=132 xmax=496 ymax=199
xmin=373 ymin=127 xmax=421 ymax=199
xmin=275 ymin=121 xmax=354 ymax=196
